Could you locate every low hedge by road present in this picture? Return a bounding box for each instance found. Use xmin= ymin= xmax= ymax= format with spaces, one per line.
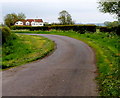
xmin=11 ymin=25 xmax=120 ymax=35
xmin=11 ymin=24 xmax=97 ymax=33
xmin=98 ymin=26 xmax=120 ymax=35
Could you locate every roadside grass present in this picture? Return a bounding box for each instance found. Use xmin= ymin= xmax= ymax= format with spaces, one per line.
xmin=13 ymin=30 xmax=120 ymax=96
xmin=2 ymin=34 xmax=55 ymax=69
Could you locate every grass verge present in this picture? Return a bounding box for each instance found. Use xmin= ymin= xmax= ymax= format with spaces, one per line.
xmin=13 ymin=30 xmax=120 ymax=96
xmin=2 ymin=34 xmax=55 ymax=69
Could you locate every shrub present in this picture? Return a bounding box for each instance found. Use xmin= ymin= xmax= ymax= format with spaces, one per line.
xmin=73 ymin=25 xmax=96 ymax=33
xmin=1 ymin=27 xmax=11 ymax=44
xmin=11 ymin=25 xmax=31 ymax=30
xmin=1 ymin=26 xmax=17 ymax=44
xmin=99 ymin=26 xmax=112 ymax=32
xmin=11 ymin=26 xmax=49 ymax=31
xmin=0 ymin=28 xmax=1 ymax=45
xmin=111 ymin=25 xmax=120 ymax=35
xmin=50 ymin=25 xmax=75 ymax=31
xmin=30 ymin=26 xmax=49 ymax=31
xmin=99 ymin=26 xmax=120 ymax=35
xmin=50 ymin=25 xmax=96 ymax=33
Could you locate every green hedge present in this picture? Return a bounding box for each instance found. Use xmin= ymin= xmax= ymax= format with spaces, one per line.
xmin=11 ymin=26 xmax=31 ymax=30
xmin=112 ymin=25 xmax=120 ymax=35
xmin=99 ymin=26 xmax=120 ymax=35
xmin=30 ymin=26 xmax=49 ymax=31
xmin=99 ymin=26 xmax=111 ymax=32
xmin=11 ymin=26 xmax=49 ymax=31
xmin=50 ymin=25 xmax=96 ymax=33
xmin=11 ymin=25 xmax=97 ymax=33
xmin=0 ymin=27 xmax=11 ymax=44
xmin=73 ymin=25 xmax=96 ymax=33
xmin=1 ymin=26 xmax=18 ymax=45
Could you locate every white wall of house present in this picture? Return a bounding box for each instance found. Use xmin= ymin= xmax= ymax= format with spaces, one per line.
xmin=15 ymin=20 xmax=44 ymax=26
xmin=15 ymin=21 xmax=23 ymax=25
xmin=26 ymin=21 xmax=30 ymax=25
xmin=31 ymin=22 xmax=44 ymax=26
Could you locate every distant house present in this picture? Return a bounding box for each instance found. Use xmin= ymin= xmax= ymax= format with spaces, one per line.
xmin=15 ymin=19 xmax=44 ymax=26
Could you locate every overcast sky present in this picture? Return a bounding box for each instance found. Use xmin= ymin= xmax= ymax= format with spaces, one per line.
xmin=0 ymin=0 xmax=117 ymax=23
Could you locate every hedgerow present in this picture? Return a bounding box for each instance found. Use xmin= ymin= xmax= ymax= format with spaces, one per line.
xmin=99 ymin=26 xmax=120 ymax=35
xmin=11 ymin=25 xmax=97 ymax=33
xmin=0 ymin=26 xmax=17 ymax=44
xmin=11 ymin=25 xmax=120 ymax=35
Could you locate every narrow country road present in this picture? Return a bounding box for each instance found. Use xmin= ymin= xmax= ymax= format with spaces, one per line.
xmin=2 ymin=34 xmax=98 ymax=96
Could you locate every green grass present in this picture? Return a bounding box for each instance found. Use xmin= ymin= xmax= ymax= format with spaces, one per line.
xmin=13 ymin=30 xmax=120 ymax=96
xmin=2 ymin=34 xmax=55 ymax=69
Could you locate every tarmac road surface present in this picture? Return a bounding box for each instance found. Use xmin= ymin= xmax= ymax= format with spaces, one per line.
xmin=2 ymin=34 xmax=98 ymax=96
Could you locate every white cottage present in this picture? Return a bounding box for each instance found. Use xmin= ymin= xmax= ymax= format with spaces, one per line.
xmin=15 ymin=19 xmax=44 ymax=26
xmin=15 ymin=21 xmax=24 ymax=25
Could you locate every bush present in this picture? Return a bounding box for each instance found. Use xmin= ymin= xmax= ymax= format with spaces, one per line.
xmin=1 ymin=27 xmax=11 ymax=44
xmin=11 ymin=25 xmax=31 ymax=30
xmin=99 ymin=26 xmax=120 ymax=35
xmin=11 ymin=26 xmax=49 ymax=31
xmin=73 ymin=25 xmax=96 ymax=33
xmin=50 ymin=25 xmax=96 ymax=33
xmin=99 ymin=26 xmax=111 ymax=32
xmin=50 ymin=25 xmax=75 ymax=31
xmin=1 ymin=26 xmax=17 ymax=44
xmin=0 ymin=28 xmax=1 ymax=45
xmin=30 ymin=26 xmax=49 ymax=31
xmin=111 ymin=25 xmax=120 ymax=35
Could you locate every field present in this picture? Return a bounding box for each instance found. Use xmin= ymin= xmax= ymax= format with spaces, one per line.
xmin=13 ymin=30 xmax=120 ymax=96
xmin=2 ymin=34 xmax=55 ymax=69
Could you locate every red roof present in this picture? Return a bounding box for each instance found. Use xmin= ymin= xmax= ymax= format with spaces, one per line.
xmin=15 ymin=19 xmax=43 ymax=26
xmin=26 ymin=19 xmax=43 ymax=22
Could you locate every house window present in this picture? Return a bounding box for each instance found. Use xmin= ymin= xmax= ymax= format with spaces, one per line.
xmin=32 ymin=23 xmax=35 ymax=25
xmin=39 ymin=23 xmax=43 ymax=26
xmin=26 ymin=22 xmax=29 ymax=25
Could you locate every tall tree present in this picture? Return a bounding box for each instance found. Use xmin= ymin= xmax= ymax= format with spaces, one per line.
xmin=17 ymin=12 xmax=26 ymax=21
xmin=98 ymin=0 xmax=120 ymax=21
xmin=58 ymin=10 xmax=74 ymax=25
xmin=4 ymin=13 xmax=18 ymax=27
xmin=4 ymin=13 xmax=26 ymax=27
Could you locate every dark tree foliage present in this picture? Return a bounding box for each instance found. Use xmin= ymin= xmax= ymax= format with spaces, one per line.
xmin=4 ymin=13 xmax=18 ymax=27
xmin=98 ymin=1 xmax=120 ymax=21
xmin=4 ymin=13 xmax=26 ymax=27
